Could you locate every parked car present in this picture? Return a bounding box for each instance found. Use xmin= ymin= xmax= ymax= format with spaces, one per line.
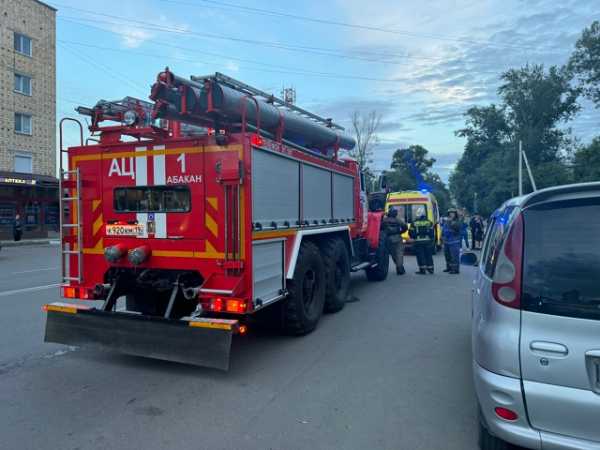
xmin=472 ymin=182 xmax=600 ymax=450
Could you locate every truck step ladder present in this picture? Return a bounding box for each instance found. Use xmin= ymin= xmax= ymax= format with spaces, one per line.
xmin=60 ymin=168 xmax=83 ymax=283
xmin=59 ymin=118 xmax=84 ymax=284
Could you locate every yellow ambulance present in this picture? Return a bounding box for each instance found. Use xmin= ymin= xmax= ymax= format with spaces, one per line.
xmin=385 ymin=191 xmax=442 ymax=250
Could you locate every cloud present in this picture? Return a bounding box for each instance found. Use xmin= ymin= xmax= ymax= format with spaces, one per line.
xmin=334 ymin=0 xmax=600 ymax=159
xmin=224 ymin=60 xmax=240 ymax=72
xmin=116 ymin=27 xmax=153 ymax=48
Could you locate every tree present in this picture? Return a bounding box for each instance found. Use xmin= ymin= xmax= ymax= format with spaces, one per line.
xmin=349 ymin=110 xmax=381 ymax=170
xmin=451 ymin=64 xmax=579 ymax=217
xmin=569 ymin=21 xmax=600 ymax=107
xmin=386 ymin=145 xmax=451 ymax=213
xmin=450 ymin=106 xmax=512 ymax=216
xmin=456 ymin=104 xmax=510 ymax=147
xmin=573 ymin=137 xmax=600 ymax=182
xmin=499 ymin=64 xmax=580 ymax=166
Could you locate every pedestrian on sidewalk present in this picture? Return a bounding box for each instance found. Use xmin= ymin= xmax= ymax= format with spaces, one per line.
xmin=409 ymin=209 xmax=435 ymax=275
xmin=444 ymin=209 xmax=462 ymax=274
xmin=13 ymin=214 xmax=23 ymax=242
xmin=382 ymin=207 xmax=408 ymax=275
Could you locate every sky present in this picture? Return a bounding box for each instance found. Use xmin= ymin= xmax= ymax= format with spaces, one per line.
xmin=52 ymin=0 xmax=600 ymax=181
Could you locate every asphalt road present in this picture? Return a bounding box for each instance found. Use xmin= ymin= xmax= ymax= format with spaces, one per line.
xmin=0 ymin=245 xmax=478 ymax=450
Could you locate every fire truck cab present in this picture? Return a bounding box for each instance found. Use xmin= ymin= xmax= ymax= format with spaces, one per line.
xmin=44 ymin=71 xmax=390 ymax=370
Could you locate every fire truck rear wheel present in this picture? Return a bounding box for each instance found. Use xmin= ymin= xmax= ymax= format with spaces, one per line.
xmin=283 ymin=241 xmax=326 ymax=335
xmin=322 ymin=237 xmax=350 ymax=313
xmin=365 ymin=231 xmax=390 ymax=282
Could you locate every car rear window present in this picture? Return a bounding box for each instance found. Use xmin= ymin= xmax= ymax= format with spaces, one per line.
xmin=522 ymin=197 xmax=600 ymax=321
xmin=481 ymin=206 xmax=517 ymax=278
xmin=114 ymin=186 xmax=191 ymax=213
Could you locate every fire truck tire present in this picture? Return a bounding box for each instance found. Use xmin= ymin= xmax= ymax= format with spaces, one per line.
xmin=283 ymin=241 xmax=326 ymax=335
xmin=322 ymin=238 xmax=350 ymax=313
xmin=365 ymin=231 xmax=389 ymax=282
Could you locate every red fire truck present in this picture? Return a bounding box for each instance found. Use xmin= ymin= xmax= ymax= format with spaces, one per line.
xmin=44 ymin=70 xmax=389 ymax=370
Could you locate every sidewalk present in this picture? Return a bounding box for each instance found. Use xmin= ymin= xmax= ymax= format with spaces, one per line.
xmin=0 ymin=238 xmax=59 ymax=248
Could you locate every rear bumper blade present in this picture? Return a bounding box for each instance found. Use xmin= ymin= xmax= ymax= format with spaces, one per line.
xmin=44 ymin=303 xmax=237 ymax=371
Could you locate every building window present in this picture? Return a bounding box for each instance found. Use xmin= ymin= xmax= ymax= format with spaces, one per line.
xmin=14 ymin=73 xmax=32 ymax=95
xmin=15 ymin=113 xmax=32 ymax=135
xmin=14 ymin=154 xmax=33 ymax=173
xmin=14 ymin=33 xmax=32 ymax=56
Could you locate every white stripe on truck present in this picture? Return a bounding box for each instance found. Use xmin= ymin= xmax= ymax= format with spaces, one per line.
xmin=152 ymin=145 xmax=167 ymax=238
xmin=135 ymin=146 xmax=148 ymax=238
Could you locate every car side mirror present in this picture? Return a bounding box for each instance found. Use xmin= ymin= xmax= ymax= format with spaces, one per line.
xmin=460 ymin=251 xmax=478 ymax=266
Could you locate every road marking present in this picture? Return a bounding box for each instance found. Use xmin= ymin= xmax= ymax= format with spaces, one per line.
xmin=0 ymin=283 xmax=60 ymax=297
xmin=11 ymin=267 xmax=59 ymax=274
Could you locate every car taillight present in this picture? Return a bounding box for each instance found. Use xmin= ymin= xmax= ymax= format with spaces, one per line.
xmin=491 ymin=214 xmax=523 ymax=309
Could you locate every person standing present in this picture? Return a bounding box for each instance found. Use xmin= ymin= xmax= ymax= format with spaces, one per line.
xmin=461 ymin=218 xmax=469 ymax=249
xmin=441 ymin=218 xmax=452 ymax=272
xmin=382 ymin=208 xmax=408 ymax=275
xmin=13 ymin=214 xmax=23 ymax=242
xmin=471 ymin=215 xmax=484 ymax=250
xmin=469 ymin=215 xmax=478 ymax=250
xmin=445 ymin=209 xmax=462 ymax=274
xmin=409 ymin=210 xmax=434 ymax=274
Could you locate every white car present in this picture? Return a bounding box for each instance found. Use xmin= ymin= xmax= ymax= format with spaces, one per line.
xmin=472 ymin=182 xmax=600 ymax=450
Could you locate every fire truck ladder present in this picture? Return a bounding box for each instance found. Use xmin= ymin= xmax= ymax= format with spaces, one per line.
xmin=59 ymin=118 xmax=84 ymax=284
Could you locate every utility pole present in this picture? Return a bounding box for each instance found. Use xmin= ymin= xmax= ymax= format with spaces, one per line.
xmin=473 ymin=192 xmax=478 ymax=213
xmin=522 ymin=149 xmax=537 ymax=191
xmin=518 ymin=140 xmax=523 ymax=196
xmin=518 ymin=139 xmax=537 ymax=195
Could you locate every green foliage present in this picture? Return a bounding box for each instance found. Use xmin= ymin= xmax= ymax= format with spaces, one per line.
xmin=450 ymin=64 xmax=581 ymax=217
xmin=385 ymin=145 xmax=451 ymax=214
xmin=499 ymin=64 xmax=580 ymax=164
xmin=569 ymin=21 xmax=600 ymax=107
xmin=573 ymin=137 xmax=600 ymax=182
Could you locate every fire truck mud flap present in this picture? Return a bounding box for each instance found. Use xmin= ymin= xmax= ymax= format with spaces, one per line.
xmin=43 ymin=303 xmax=239 ymax=371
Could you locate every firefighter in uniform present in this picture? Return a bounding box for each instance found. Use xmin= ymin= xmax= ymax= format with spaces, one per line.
xmin=444 ymin=208 xmax=462 ymax=274
xmin=409 ymin=210 xmax=435 ymax=274
xmin=441 ymin=218 xmax=452 ymax=272
xmin=383 ymin=207 xmax=408 ymax=275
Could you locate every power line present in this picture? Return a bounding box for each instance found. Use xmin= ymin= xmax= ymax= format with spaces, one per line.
xmin=58 ymin=16 xmax=422 ymax=75
xmin=157 ymin=0 xmax=558 ymax=52
xmin=58 ymin=41 xmax=148 ymax=96
xmin=58 ymin=39 xmax=410 ymax=83
xmin=53 ymin=4 xmax=463 ymax=65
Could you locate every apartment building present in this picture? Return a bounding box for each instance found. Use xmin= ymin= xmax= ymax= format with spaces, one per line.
xmin=0 ymin=0 xmax=57 ymax=239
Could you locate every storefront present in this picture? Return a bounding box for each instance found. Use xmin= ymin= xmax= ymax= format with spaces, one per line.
xmin=0 ymin=171 xmax=59 ymax=240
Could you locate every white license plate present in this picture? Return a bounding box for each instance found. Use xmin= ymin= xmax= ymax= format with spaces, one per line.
xmin=106 ymin=224 xmax=144 ymax=236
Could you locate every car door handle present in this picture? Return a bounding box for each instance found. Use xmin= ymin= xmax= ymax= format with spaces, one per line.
xmin=530 ymin=341 xmax=569 ymax=357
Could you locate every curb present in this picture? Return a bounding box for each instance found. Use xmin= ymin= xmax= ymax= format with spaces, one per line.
xmin=1 ymin=239 xmax=59 ymax=248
